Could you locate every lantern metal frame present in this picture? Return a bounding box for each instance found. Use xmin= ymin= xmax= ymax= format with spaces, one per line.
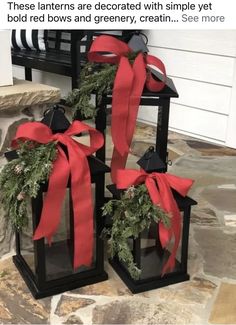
xmin=107 ymin=184 xmax=197 ymax=294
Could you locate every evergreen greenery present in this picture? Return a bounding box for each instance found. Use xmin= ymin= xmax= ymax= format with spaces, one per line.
xmin=102 ymin=185 xmax=170 ymax=280
xmin=66 ymin=52 xmax=140 ymax=119
xmin=66 ymin=63 xmax=117 ymax=119
xmin=0 ymin=141 xmax=57 ymax=230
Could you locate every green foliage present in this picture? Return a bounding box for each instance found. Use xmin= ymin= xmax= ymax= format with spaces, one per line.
xmin=66 ymin=63 xmax=117 ymax=119
xmin=0 ymin=141 xmax=57 ymax=230
xmin=65 ymin=51 xmax=141 ymax=119
xmin=102 ymin=185 xmax=170 ymax=280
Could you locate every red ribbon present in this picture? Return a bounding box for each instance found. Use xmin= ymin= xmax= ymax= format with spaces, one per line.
xmin=88 ymin=35 xmax=167 ymax=183
xmin=116 ymin=169 xmax=193 ymax=275
xmin=12 ymin=121 xmax=104 ymax=269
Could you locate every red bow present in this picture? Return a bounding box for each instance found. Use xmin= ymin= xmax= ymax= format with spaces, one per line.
xmin=116 ymin=169 xmax=193 ymax=274
xmin=88 ymin=35 xmax=166 ymax=183
xmin=12 ymin=121 xmax=104 ymax=269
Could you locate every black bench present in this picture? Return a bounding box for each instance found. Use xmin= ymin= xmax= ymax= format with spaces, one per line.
xmin=11 ymin=30 xmax=138 ymax=90
xmin=11 ymin=30 xmax=85 ymax=89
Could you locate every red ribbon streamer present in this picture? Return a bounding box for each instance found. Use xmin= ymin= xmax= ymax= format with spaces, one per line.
xmin=12 ymin=121 xmax=104 ymax=269
xmin=88 ymin=35 xmax=167 ymax=183
xmin=116 ymin=169 xmax=193 ymax=275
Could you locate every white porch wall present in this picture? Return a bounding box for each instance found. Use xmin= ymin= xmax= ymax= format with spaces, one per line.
xmin=138 ymin=30 xmax=236 ymax=148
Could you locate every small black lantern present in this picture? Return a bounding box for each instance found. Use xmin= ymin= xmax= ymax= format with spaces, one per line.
xmin=108 ymin=186 xmax=197 ymax=293
xmin=6 ymin=106 xmax=110 ymax=299
xmin=106 ymin=150 xmax=197 ymax=294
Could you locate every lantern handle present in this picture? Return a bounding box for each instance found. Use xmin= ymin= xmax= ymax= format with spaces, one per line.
xmin=139 ymin=32 xmax=148 ymax=45
xmin=143 ymin=146 xmax=155 ymax=160
xmin=43 ymin=104 xmax=65 ymax=117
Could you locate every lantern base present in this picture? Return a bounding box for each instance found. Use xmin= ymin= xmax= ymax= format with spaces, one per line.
xmin=13 ymin=255 xmax=108 ymax=299
xmin=109 ymin=256 xmax=189 ymax=294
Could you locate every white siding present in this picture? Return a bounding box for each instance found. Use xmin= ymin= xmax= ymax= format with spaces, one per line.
xmin=150 ymin=47 xmax=235 ymax=86
xmin=171 ymin=78 xmax=231 ymax=115
xmin=138 ymin=30 xmax=236 ymax=148
xmin=147 ymin=30 xmax=236 ymax=56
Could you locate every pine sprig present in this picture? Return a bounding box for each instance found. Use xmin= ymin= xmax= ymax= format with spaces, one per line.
xmin=102 ymin=185 xmax=170 ymax=280
xmin=0 ymin=141 xmax=57 ymax=230
xmin=66 ymin=51 xmax=141 ymax=119
xmin=66 ymin=63 xmax=117 ymax=119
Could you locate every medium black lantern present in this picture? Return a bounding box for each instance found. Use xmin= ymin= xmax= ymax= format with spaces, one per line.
xmin=106 ymin=149 xmax=197 ymax=294
xmin=5 ymin=106 xmax=110 ymax=299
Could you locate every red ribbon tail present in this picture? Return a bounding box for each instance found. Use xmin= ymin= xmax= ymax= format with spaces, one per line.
xmin=68 ymin=142 xmax=94 ymax=269
xmin=161 ymin=256 xmax=176 ymax=276
xmin=162 ymin=207 xmax=182 ymax=276
xmin=161 ymin=217 xmax=181 ymax=276
xmin=111 ymin=148 xmax=128 ymax=183
xmin=159 ymin=223 xmax=172 ymax=248
xmin=126 ymin=54 xmax=146 ymax=147
xmin=111 ymin=55 xmax=146 ymax=184
xmin=145 ymin=54 xmax=167 ymax=92
xmin=151 ymin=174 xmax=182 ymax=276
xmin=111 ymin=57 xmax=133 ymax=156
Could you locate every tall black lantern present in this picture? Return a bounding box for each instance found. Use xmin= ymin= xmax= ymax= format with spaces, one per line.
xmin=106 ymin=149 xmax=197 ymax=294
xmin=6 ymin=106 xmax=110 ymax=299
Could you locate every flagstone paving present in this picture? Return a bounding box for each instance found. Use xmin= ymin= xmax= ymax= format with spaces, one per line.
xmin=209 ymin=283 xmax=236 ymax=324
xmin=0 ymin=122 xmax=236 ymax=324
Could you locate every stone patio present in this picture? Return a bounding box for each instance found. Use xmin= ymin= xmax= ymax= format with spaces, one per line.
xmin=0 ymin=121 xmax=236 ymax=324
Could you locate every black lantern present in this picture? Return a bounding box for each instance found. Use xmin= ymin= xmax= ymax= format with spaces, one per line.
xmin=106 ymin=149 xmax=197 ymax=294
xmin=6 ymin=106 xmax=110 ymax=299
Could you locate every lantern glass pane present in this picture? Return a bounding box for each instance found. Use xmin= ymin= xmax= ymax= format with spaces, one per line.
xmin=119 ymin=213 xmax=184 ymax=280
xmin=20 ymin=199 xmax=35 ymax=274
xmin=138 ymin=216 xmax=183 ymax=280
xmin=45 ymin=185 xmax=97 ymax=281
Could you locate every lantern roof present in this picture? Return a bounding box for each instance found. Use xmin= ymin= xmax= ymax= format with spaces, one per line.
xmin=128 ymin=33 xmax=149 ymax=53
xmin=41 ymin=105 xmax=71 ymax=133
xmin=137 ymin=146 xmax=166 ymax=173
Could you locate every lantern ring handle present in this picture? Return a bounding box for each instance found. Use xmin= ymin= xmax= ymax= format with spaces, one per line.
xmin=44 ymin=104 xmax=65 ymax=117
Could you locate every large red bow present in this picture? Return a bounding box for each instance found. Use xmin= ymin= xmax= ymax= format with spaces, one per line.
xmin=116 ymin=169 xmax=193 ymax=274
xmin=88 ymin=35 xmax=167 ymax=183
xmin=12 ymin=121 xmax=104 ymax=269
